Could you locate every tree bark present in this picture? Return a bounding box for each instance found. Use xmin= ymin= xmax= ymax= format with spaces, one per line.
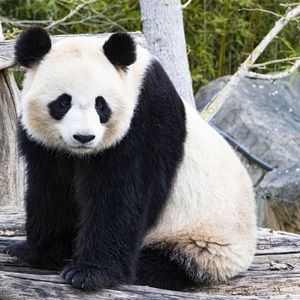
xmin=139 ymin=0 xmax=195 ymax=107
xmin=0 ymin=68 xmax=23 ymax=206
xmin=1 ymin=217 xmax=300 ymax=299
xmin=0 ymin=21 xmax=23 ymax=207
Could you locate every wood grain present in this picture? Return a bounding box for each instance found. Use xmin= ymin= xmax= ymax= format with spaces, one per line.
xmin=0 ymin=210 xmax=299 ymax=299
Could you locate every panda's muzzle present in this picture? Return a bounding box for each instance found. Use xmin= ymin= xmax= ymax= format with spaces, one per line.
xmin=73 ymin=134 xmax=95 ymax=144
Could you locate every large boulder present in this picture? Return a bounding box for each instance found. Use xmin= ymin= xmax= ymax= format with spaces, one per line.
xmin=195 ymin=75 xmax=300 ymax=232
xmin=256 ymin=163 xmax=300 ymax=233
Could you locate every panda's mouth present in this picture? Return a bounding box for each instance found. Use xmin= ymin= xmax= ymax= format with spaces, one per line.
xmin=67 ymin=145 xmax=97 ymax=156
xmin=59 ymin=136 xmax=94 ymax=149
xmin=72 ymin=145 xmax=92 ymax=149
xmin=70 ymin=145 xmax=94 ymax=150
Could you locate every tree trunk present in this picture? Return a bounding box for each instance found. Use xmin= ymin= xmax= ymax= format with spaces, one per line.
xmin=0 ymin=68 xmax=23 ymax=206
xmin=139 ymin=0 xmax=195 ymax=107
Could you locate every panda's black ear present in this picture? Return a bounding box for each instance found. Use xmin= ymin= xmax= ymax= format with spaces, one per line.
xmin=15 ymin=26 xmax=52 ymax=68
xmin=103 ymin=32 xmax=136 ymax=70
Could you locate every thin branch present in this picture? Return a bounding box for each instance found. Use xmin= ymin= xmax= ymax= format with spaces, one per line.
xmin=246 ymin=59 xmax=300 ymax=80
xmin=239 ymin=8 xmax=282 ymax=18
xmin=201 ymin=4 xmax=300 ymax=121
xmin=2 ymin=19 xmax=50 ymax=26
xmin=45 ymin=0 xmax=98 ymax=31
xmin=280 ymin=3 xmax=300 ymax=8
xmin=250 ymin=57 xmax=300 ymax=69
xmin=182 ymin=0 xmax=192 ymax=9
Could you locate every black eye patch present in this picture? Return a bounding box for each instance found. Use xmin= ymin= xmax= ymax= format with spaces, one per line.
xmin=48 ymin=93 xmax=72 ymax=120
xmin=95 ymin=96 xmax=111 ymax=123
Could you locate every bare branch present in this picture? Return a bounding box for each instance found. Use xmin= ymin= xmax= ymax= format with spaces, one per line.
xmin=182 ymin=0 xmax=192 ymax=9
xmin=45 ymin=0 xmax=98 ymax=31
xmin=250 ymin=57 xmax=300 ymax=69
xmin=201 ymin=4 xmax=300 ymax=122
xmin=280 ymin=3 xmax=300 ymax=8
xmin=247 ymin=59 xmax=300 ymax=80
xmin=239 ymin=8 xmax=282 ymax=18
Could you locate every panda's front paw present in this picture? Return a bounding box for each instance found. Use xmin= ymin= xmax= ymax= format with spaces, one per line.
xmin=61 ymin=262 xmax=119 ymax=290
xmin=3 ymin=240 xmax=62 ymax=268
xmin=3 ymin=240 xmax=32 ymax=262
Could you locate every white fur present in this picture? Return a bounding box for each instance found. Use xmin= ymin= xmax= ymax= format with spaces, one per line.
xmin=21 ymin=36 xmax=151 ymax=155
xmin=144 ymin=102 xmax=257 ymax=282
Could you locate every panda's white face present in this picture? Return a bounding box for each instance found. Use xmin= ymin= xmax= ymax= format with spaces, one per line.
xmin=20 ymin=37 xmax=148 ymax=155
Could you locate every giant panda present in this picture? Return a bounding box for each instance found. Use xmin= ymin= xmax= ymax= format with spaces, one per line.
xmin=4 ymin=27 xmax=257 ymax=291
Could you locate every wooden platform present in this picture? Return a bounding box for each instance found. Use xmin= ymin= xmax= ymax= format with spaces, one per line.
xmin=0 ymin=207 xmax=300 ymax=299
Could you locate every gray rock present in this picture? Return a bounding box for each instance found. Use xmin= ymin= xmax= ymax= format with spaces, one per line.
xmin=195 ymin=75 xmax=300 ymax=232
xmin=256 ymin=163 xmax=300 ymax=233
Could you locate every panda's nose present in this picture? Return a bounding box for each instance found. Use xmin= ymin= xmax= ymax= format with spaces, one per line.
xmin=73 ymin=134 xmax=95 ymax=144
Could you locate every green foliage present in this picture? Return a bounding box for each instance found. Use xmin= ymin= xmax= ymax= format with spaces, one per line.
xmin=0 ymin=0 xmax=142 ymax=34
xmin=183 ymin=0 xmax=300 ymax=90
xmin=0 ymin=0 xmax=299 ymax=92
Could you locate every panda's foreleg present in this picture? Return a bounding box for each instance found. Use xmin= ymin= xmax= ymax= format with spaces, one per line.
xmin=3 ymin=127 xmax=76 ymax=267
xmin=61 ymin=155 xmax=146 ymax=290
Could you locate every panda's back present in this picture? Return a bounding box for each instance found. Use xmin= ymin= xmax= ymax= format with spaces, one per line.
xmin=127 ymin=54 xmax=256 ymax=246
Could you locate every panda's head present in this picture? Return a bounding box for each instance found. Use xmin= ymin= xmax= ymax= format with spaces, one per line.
xmin=16 ymin=27 xmax=148 ymax=155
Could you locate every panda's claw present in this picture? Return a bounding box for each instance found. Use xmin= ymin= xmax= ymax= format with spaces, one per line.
xmin=61 ymin=262 xmax=113 ymax=291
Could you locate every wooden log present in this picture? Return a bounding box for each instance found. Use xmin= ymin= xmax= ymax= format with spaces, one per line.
xmin=0 ymin=64 xmax=23 ymax=206
xmin=0 ymin=206 xmax=25 ymax=236
xmin=0 ymin=209 xmax=299 ymax=299
xmin=0 ymin=32 xmax=146 ymax=71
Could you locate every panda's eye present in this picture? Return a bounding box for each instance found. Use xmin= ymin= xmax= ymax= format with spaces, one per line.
xmin=61 ymin=99 xmax=69 ymax=107
xmin=48 ymin=93 xmax=72 ymax=121
xmin=95 ymin=96 xmax=111 ymax=124
xmin=95 ymin=96 xmax=103 ymax=109
xmin=60 ymin=95 xmax=71 ymax=107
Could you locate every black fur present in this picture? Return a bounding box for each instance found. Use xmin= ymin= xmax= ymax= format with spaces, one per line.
xmin=48 ymin=94 xmax=72 ymax=120
xmin=15 ymin=27 xmax=51 ymax=68
xmin=103 ymin=33 xmax=136 ymax=70
xmin=95 ymin=96 xmax=111 ymax=123
xmin=3 ymin=60 xmax=188 ymax=290
xmin=136 ymin=243 xmax=198 ymax=291
xmin=4 ymin=124 xmax=77 ymax=267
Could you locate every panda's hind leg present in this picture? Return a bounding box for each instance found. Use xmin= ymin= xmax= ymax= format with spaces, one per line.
xmin=135 ymin=243 xmax=200 ymax=291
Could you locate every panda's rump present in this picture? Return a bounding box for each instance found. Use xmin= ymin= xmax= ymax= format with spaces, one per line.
xmin=141 ymin=102 xmax=256 ymax=286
